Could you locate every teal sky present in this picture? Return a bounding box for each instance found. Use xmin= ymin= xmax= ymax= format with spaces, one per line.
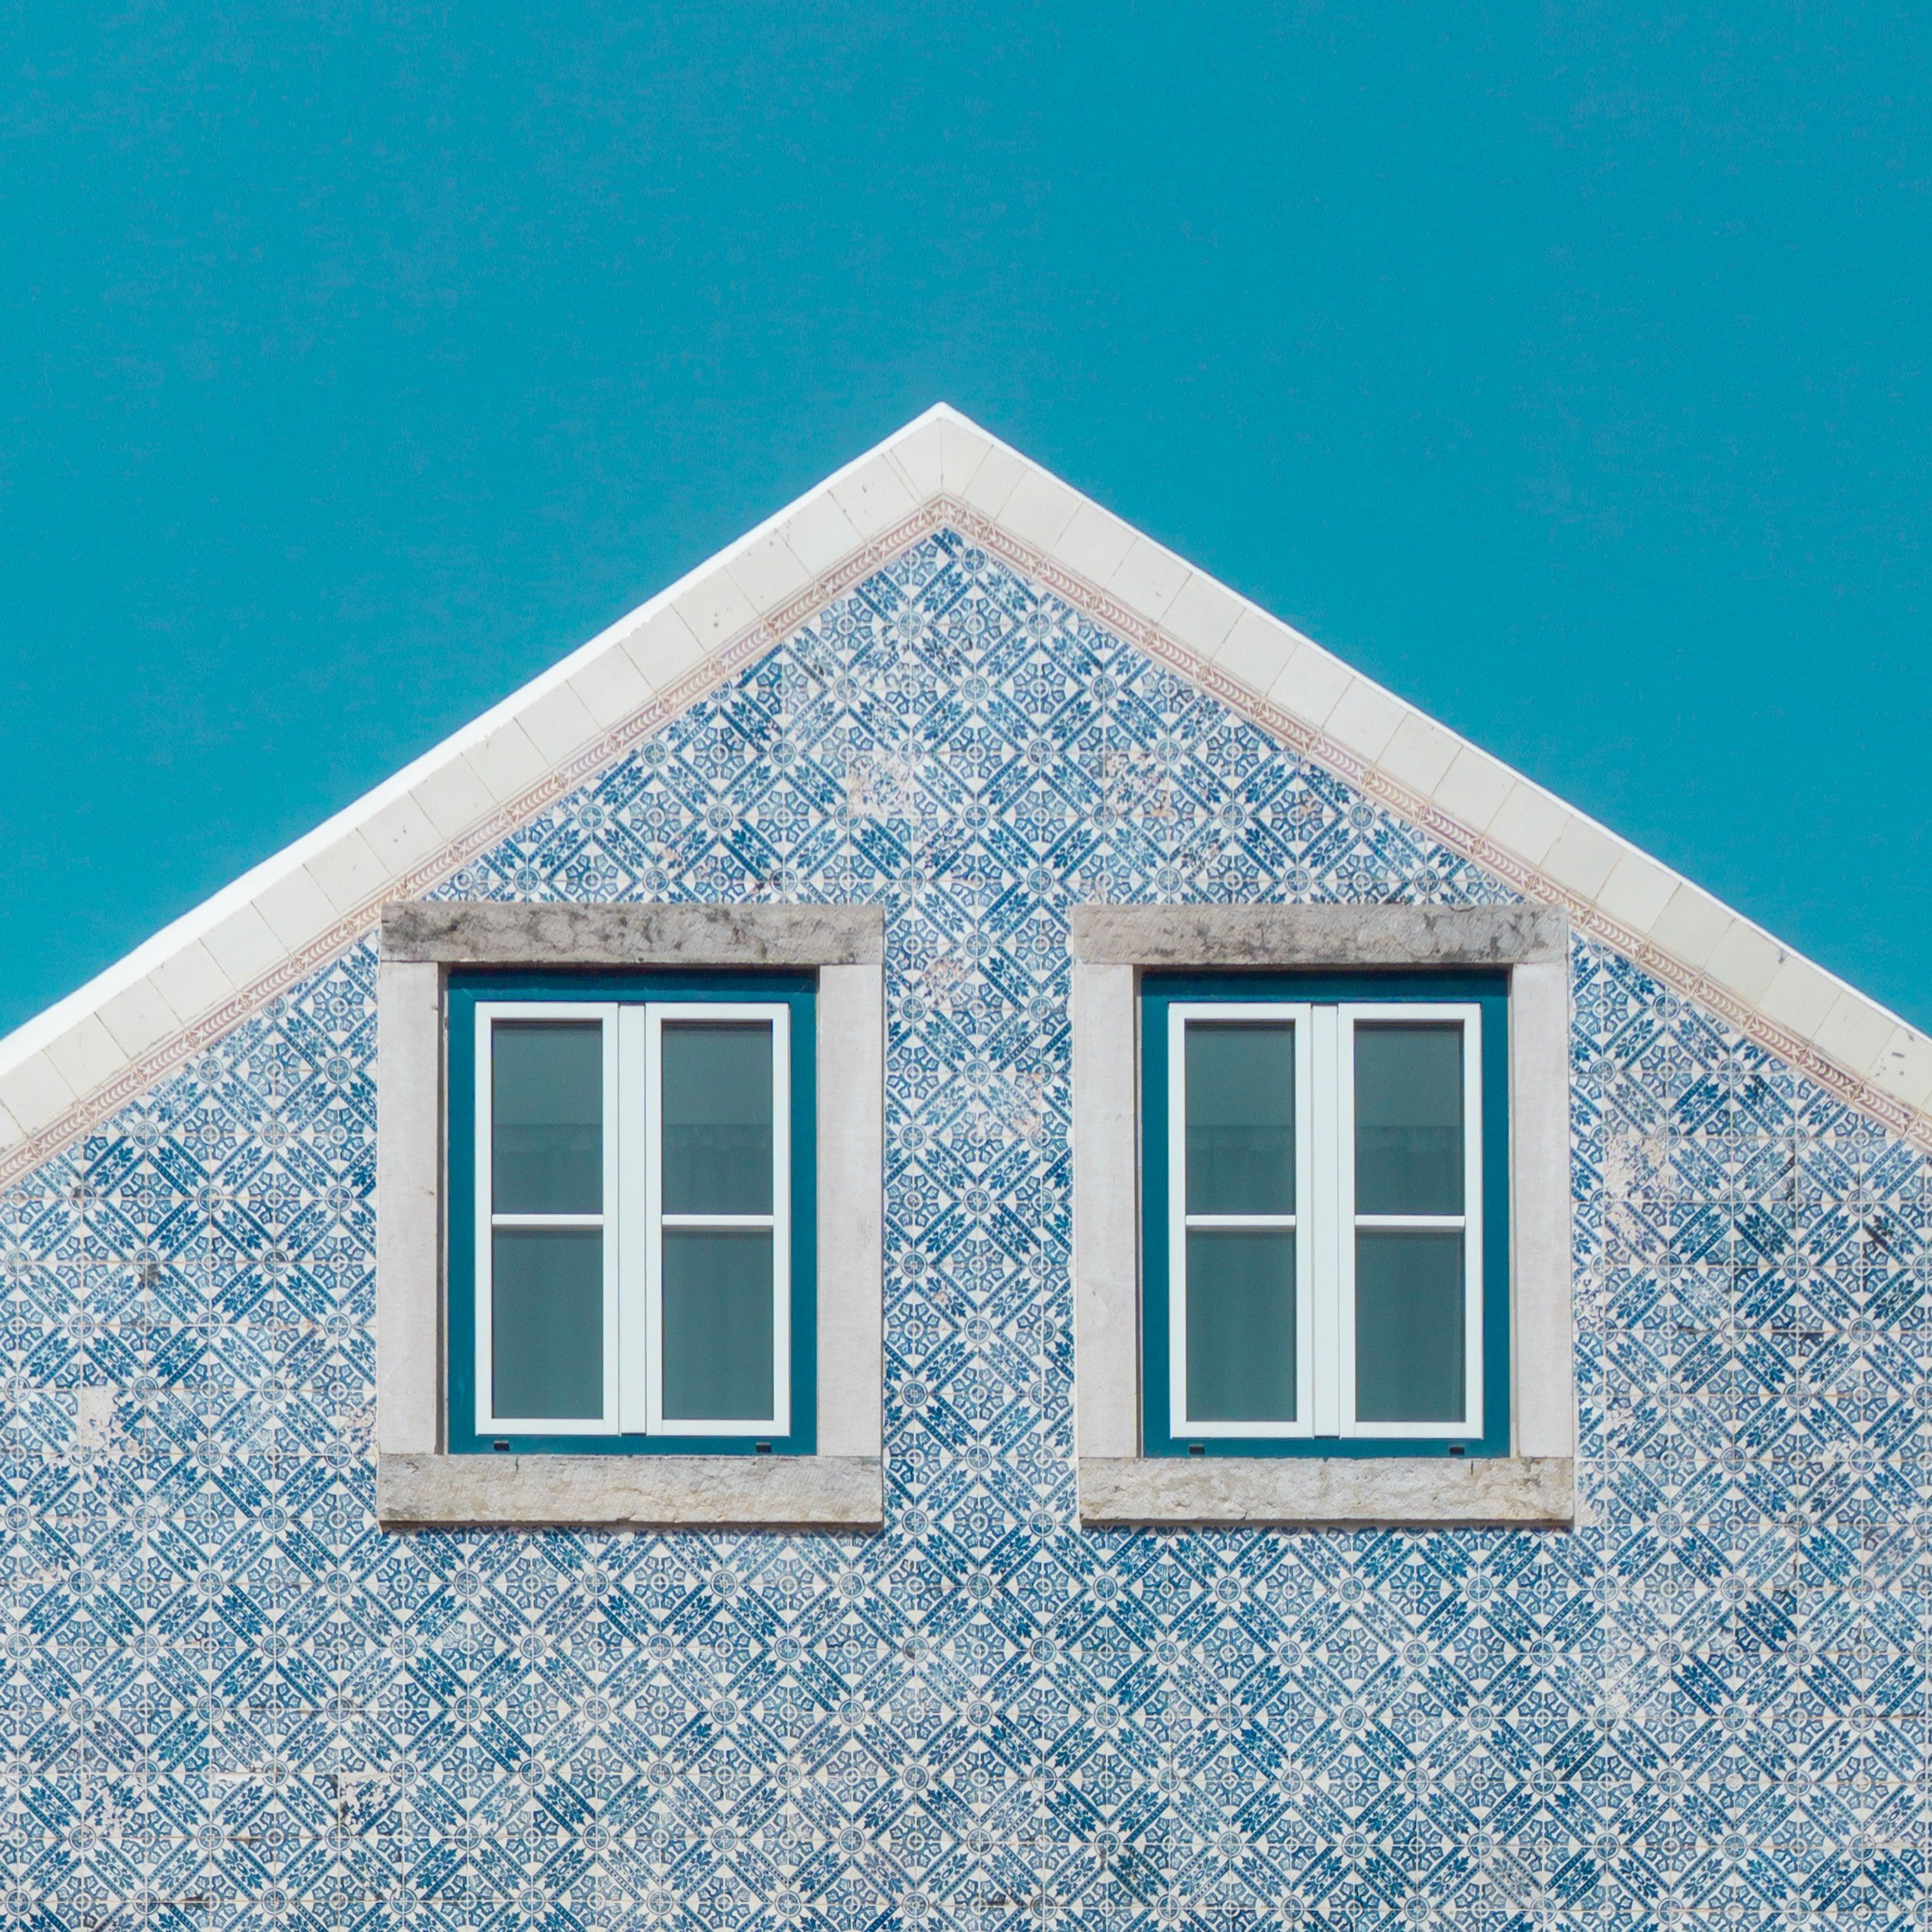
xmin=3 ymin=5 xmax=1928 ymax=1035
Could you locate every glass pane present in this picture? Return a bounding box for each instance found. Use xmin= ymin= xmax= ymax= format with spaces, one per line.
xmin=661 ymin=1229 xmax=776 ymax=1422
xmin=661 ymin=1022 xmax=775 ymax=1215
xmin=491 ymin=1228 xmax=604 ymax=1420
xmin=492 ymin=1022 xmax=603 ymax=1214
xmin=1185 ymin=1021 xmax=1294 ymax=1215
xmin=1354 ymin=1022 xmax=1464 ymax=1215
xmin=1355 ymin=1231 xmax=1466 ymax=1424
xmin=1183 ymin=1230 xmax=1297 ymax=1422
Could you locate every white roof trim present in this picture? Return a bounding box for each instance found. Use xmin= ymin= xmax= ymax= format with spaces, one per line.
xmin=3 ymin=402 xmax=1928 ymax=1180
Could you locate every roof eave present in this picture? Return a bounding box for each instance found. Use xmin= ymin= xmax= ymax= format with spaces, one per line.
xmin=3 ymin=403 xmax=1927 ymax=1179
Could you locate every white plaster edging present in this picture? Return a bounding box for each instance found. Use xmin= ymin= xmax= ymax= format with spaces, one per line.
xmin=375 ymin=901 xmax=884 ymax=1524
xmin=5 ymin=405 xmax=1928 ymax=1182
xmin=377 ymin=1452 xmax=884 ymax=1531
xmin=376 ymin=958 xmax=442 ymax=1458
xmin=1078 ymin=1455 xmax=1574 ymax=1529
xmin=1068 ymin=903 xmax=1574 ymax=1520
xmin=816 ymin=962 xmax=885 ymax=1459
xmin=1071 ymin=960 xmax=1139 ymax=1462
xmin=1510 ymin=953 xmax=1574 ymax=1458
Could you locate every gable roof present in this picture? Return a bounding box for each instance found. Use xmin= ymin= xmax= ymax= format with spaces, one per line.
xmin=3 ymin=403 xmax=1927 ymax=1182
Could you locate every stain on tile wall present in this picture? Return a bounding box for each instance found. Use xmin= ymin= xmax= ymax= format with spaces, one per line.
xmin=6 ymin=531 xmax=1926 ymax=1927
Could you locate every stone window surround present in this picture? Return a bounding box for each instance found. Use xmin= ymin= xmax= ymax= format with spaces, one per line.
xmin=1070 ymin=904 xmax=1576 ymax=1529
xmin=376 ymin=900 xmax=884 ymax=1531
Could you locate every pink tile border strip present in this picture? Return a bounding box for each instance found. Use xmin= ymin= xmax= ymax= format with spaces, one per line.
xmin=5 ymin=496 xmax=1925 ymax=1192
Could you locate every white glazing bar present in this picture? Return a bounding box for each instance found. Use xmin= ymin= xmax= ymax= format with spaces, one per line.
xmin=617 ymin=1006 xmax=648 ymax=1435
xmin=1182 ymin=1214 xmax=1297 ymax=1230
xmin=769 ymin=1004 xmax=792 ymax=1438
xmin=1461 ymin=1006 xmax=1485 ymax=1442
xmin=599 ymin=1011 xmax=622 ymax=1432
xmin=1310 ymin=1005 xmax=1343 ymax=1437
xmin=642 ymin=1005 xmax=667 ymax=1434
xmin=1166 ymin=1002 xmax=1189 ymax=1440
xmin=643 ymin=1002 xmax=792 ymax=1438
xmin=1336 ymin=1002 xmax=1484 ymax=1442
xmin=474 ymin=1002 xmax=620 ymax=1438
xmin=1294 ymin=1005 xmax=1317 ymax=1432
xmin=474 ymin=1003 xmax=494 ymax=1438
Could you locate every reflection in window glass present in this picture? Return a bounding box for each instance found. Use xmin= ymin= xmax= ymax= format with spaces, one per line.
xmin=493 ymin=1022 xmax=602 ymax=1214
xmin=661 ymin=1022 xmax=774 ymax=1214
xmin=1185 ymin=1229 xmax=1297 ymax=1422
xmin=1355 ymin=1230 xmax=1465 ymax=1422
xmin=661 ymin=1229 xmax=776 ymax=1421
xmin=491 ymin=1228 xmax=603 ymax=1419
xmin=1186 ymin=1022 xmax=1294 ymax=1215
xmin=1354 ymin=1023 xmax=1462 ymax=1215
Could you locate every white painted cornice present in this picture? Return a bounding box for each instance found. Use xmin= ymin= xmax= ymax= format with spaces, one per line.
xmin=3 ymin=402 xmax=1927 ymax=1182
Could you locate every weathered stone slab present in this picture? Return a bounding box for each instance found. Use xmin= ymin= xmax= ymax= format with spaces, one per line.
xmin=1078 ymin=1455 xmax=1574 ymax=1528
xmin=1068 ymin=903 xmax=1566 ymax=967
xmin=381 ymin=900 xmax=886 ymax=966
xmin=377 ymin=1452 xmax=884 ymax=1530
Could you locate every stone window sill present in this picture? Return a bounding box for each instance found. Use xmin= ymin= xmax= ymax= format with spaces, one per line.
xmin=1077 ymin=1455 xmax=1574 ymax=1529
xmin=376 ymin=1452 xmax=884 ymax=1532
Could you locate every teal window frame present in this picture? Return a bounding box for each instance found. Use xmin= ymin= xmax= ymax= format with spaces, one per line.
xmin=1140 ymin=969 xmax=1511 ymax=1459
xmin=446 ymin=969 xmax=818 ymax=1456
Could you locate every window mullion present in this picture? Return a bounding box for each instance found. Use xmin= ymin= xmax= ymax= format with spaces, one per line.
xmin=1462 ymin=1008 xmax=1485 ymax=1442
xmin=617 ymin=1006 xmax=650 ymax=1435
xmin=1166 ymin=1002 xmax=1189 ymax=1439
xmin=1310 ymin=1005 xmax=1343 ymax=1438
xmin=769 ymin=1004 xmax=792 ymax=1439
xmin=474 ymin=1005 xmax=494 ymax=1440
xmin=643 ymin=1003 xmax=672 ymax=1437
xmin=599 ymin=1009 xmax=623 ymax=1433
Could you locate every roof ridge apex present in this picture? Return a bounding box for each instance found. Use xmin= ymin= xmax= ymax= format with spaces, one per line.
xmin=2 ymin=415 xmax=1927 ymax=1177
xmin=0 ymin=406 xmax=975 ymax=1081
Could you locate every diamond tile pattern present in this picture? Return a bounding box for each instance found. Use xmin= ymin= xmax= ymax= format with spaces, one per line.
xmin=5 ymin=530 xmax=1928 ymax=1928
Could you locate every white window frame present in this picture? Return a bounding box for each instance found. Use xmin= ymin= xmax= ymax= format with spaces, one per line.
xmin=1334 ymin=1002 xmax=1483 ymax=1442
xmin=472 ymin=998 xmax=793 ymax=1443
xmin=638 ymin=1001 xmax=791 ymax=1438
xmin=1166 ymin=1001 xmax=1315 ymax=1438
xmin=1165 ymin=999 xmax=1484 ymax=1445
xmin=474 ymin=1001 xmax=623 ymax=1437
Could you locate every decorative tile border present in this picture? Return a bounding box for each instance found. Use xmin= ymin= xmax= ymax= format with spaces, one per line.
xmin=5 ymin=471 xmax=1927 ymax=1191
xmin=946 ymin=504 xmax=1932 ymax=1156
xmin=0 ymin=513 xmax=933 ymax=1189
xmin=3 ymin=522 xmax=1927 ymax=1927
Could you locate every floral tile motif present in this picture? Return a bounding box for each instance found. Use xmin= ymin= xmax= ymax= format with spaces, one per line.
xmin=3 ymin=530 xmax=1927 ymax=1929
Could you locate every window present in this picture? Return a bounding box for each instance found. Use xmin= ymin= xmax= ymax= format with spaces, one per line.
xmin=1069 ymin=904 xmax=1573 ymax=1529
xmin=448 ymin=978 xmax=813 ymax=1455
xmin=1142 ymin=976 xmax=1507 ymax=1457
xmin=375 ymin=900 xmax=884 ymax=1531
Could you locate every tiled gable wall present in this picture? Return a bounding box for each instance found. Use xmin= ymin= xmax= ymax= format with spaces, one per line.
xmin=5 ymin=530 xmax=1927 ymax=1927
